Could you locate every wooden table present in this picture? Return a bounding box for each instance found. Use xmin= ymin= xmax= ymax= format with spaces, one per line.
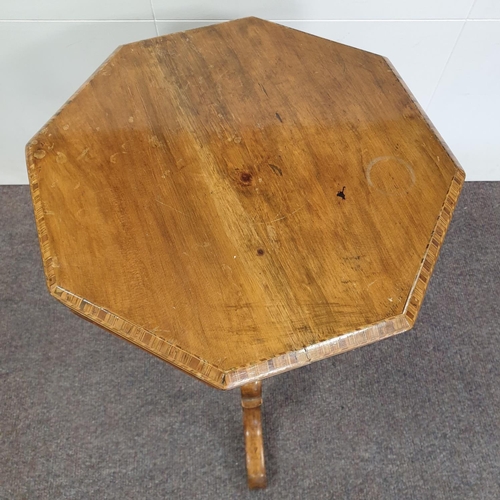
xmin=26 ymin=17 xmax=465 ymax=489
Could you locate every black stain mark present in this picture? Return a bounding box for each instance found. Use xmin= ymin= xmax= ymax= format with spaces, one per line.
xmin=257 ymin=248 xmax=265 ymax=256
xmin=275 ymin=112 xmax=283 ymax=123
xmin=240 ymin=172 xmax=253 ymax=184
xmin=337 ymin=186 xmax=346 ymax=200
xmin=268 ymin=163 xmax=283 ymax=176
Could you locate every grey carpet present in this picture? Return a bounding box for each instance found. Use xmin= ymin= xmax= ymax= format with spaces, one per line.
xmin=1 ymin=183 xmax=499 ymax=500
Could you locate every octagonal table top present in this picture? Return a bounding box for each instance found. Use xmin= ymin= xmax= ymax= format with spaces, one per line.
xmin=26 ymin=17 xmax=465 ymax=389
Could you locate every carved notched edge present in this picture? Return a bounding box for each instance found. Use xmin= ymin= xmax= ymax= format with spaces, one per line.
xmin=384 ymin=56 xmax=466 ymax=325
xmin=404 ymin=170 xmax=465 ymax=325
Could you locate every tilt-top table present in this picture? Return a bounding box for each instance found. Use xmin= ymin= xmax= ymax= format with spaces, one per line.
xmin=26 ymin=18 xmax=465 ymax=489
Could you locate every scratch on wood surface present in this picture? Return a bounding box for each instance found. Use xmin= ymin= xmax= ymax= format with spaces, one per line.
xmin=266 ymin=225 xmax=278 ymax=244
xmin=268 ymin=163 xmax=283 ymax=176
xmin=216 ymin=68 xmax=231 ymax=82
xmin=110 ymin=153 xmax=120 ymax=164
xmin=155 ymin=197 xmax=188 ymax=216
xmin=77 ymin=148 xmax=89 ymax=161
xmin=151 ymin=326 xmax=171 ymax=334
xmin=148 ymin=135 xmax=162 ymax=148
xmin=268 ymin=206 xmax=304 ymax=224
xmin=339 ymin=55 xmax=347 ymax=74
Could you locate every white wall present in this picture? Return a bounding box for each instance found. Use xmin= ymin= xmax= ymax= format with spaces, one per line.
xmin=1 ymin=1 xmax=498 ymax=182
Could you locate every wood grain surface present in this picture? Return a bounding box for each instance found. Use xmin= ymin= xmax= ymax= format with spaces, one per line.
xmin=26 ymin=17 xmax=465 ymax=389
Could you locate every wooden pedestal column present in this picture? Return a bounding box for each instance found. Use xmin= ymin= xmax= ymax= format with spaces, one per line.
xmin=241 ymin=381 xmax=267 ymax=489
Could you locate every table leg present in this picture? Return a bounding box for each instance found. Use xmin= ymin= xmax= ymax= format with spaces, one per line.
xmin=241 ymin=380 xmax=267 ymax=489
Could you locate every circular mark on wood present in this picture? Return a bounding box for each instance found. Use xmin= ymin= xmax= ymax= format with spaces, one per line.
xmin=33 ymin=149 xmax=46 ymax=159
xmin=365 ymin=156 xmax=415 ymax=195
xmin=240 ymin=172 xmax=253 ymax=184
xmin=56 ymin=152 xmax=67 ymax=164
xmin=256 ymin=248 xmax=265 ymax=256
